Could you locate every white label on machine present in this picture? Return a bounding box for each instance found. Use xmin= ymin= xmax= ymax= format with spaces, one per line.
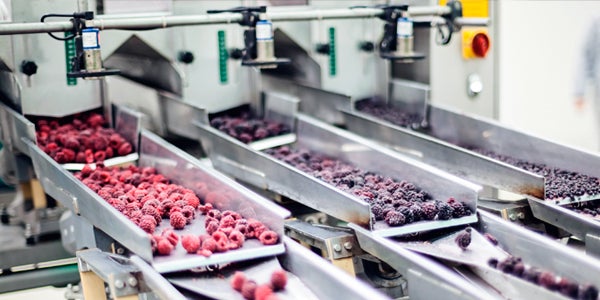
xmin=256 ymin=20 xmax=273 ymax=41
xmin=82 ymin=28 xmax=100 ymax=49
xmin=397 ymin=18 xmax=413 ymax=37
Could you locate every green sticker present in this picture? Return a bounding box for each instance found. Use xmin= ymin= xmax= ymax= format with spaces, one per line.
xmin=329 ymin=27 xmax=336 ymax=77
xmin=64 ymin=32 xmax=77 ymax=86
xmin=218 ymin=30 xmax=228 ymax=84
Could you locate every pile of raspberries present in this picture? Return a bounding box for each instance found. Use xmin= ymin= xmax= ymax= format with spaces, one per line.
xmin=265 ymin=146 xmax=471 ymax=227
xmin=210 ymin=113 xmax=291 ymax=144
xmin=35 ymin=112 xmax=133 ymax=164
xmin=488 ymin=256 xmax=598 ymax=300
xmin=75 ymin=164 xmax=279 ymax=257
xmin=231 ymin=269 xmax=287 ymax=300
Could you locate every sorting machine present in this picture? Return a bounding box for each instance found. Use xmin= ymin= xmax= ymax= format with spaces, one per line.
xmin=2 ymin=1 xmax=600 ymax=300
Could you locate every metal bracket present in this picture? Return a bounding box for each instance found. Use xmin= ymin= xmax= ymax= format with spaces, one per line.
xmin=285 ymin=220 xmax=362 ymax=260
xmin=77 ymin=248 xmax=142 ymax=298
xmin=585 ymin=233 xmax=600 ymax=259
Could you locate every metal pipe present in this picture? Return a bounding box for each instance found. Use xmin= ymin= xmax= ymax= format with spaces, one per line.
xmin=0 ymin=6 xmax=479 ymax=35
xmin=454 ymin=17 xmax=490 ymax=27
xmin=266 ymin=8 xmax=383 ymax=21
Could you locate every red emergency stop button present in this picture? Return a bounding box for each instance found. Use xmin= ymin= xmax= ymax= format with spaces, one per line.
xmin=472 ymin=32 xmax=490 ymax=58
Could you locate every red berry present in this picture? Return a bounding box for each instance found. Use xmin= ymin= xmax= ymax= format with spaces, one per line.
xmin=259 ymin=231 xmax=279 ymax=245
xmin=169 ymin=211 xmax=186 ymax=229
xmin=270 ymin=269 xmax=287 ymax=291
xmin=229 ymin=230 xmax=245 ymax=248
xmin=241 ymin=280 xmax=257 ymax=300
xmin=254 ymin=284 xmax=274 ymax=300
xmin=231 ymin=271 xmax=247 ymax=292
xmin=181 ymin=234 xmax=201 ymax=253
xmin=201 ymin=238 xmax=217 ymax=252
xmin=118 ymin=142 xmax=133 ymax=156
xmin=197 ymin=249 xmax=213 ymax=257
xmin=162 ymin=229 xmax=179 ymax=246
xmin=157 ymin=239 xmax=173 ymax=256
xmin=183 ymin=193 xmax=200 ymax=208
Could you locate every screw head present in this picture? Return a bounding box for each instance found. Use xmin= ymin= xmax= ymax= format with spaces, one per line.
xmin=333 ymin=244 xmax=342 ymax=252
xmin=343 ymin=242 xmax=353 ymax=250
xmin=114 ymin=279 xmax=125 ymax=289
xmin=127 ymin=277 xmax=138 ymax=287
xmin=116 ymin=248 xmax=125 ymax=254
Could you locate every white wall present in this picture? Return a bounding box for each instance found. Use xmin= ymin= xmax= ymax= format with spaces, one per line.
xmin=498 ymin=1 xmax=600 ymax=152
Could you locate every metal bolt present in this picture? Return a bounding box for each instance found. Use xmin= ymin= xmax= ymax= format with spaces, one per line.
xmin=517 ymin=212 xmax=525 ymax=220
xmin=114 ymin=279 xmax=125 ymax=289
xmin=508 ymin=213 xmax=516 ymax=221
xmin=343 ymin=242 xmax=353 ymax=250
xmin=127 ymin=277 xmax=138 ymax=287
xmin=116 ymin=248 xmax=125 ymax=255
xmin=333 ymin=244 xmax=342 ymax=252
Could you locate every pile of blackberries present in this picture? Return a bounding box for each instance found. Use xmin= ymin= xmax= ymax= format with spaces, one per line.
xmin=469 ymin=148 xmax=600 ymax=201
xmin=265 ymin=146 xmax=471 ymax=227
xmin=355 ymin=99 xmax=422 ymax=128
xmin=210 ymin=113 xmax=291 ymax=144
xmin=489 ymin=256 xmax=598 ymax=300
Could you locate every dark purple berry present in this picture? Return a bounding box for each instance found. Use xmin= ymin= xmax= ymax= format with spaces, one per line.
xmin=384 ymin=211 xmax=406 ymax=226
xmin=578 ymin=284 xmax=599 ymax=300
xmin=421 ymin=202 xmax=438 ymax=220
xmin=436 ymin=201 xmax=454 ymax=220
xmin=454 ymin=228 xmax=472 ymax=250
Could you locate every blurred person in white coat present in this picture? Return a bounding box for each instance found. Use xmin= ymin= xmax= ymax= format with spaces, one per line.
xmin=575 ymin=17 xmax=600 ymax=133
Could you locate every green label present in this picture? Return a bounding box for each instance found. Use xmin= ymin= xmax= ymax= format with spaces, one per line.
xmin=64 ymin=32 xmax=77 ymax=86
xmin=218 ymin=30 xmax=228 ymax=84
xmin=329 ymin=27 xmax=336 ymax=77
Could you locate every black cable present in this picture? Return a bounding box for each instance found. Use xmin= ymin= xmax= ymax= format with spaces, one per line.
xmin=40 ymin=13 xmax=76 ymax=41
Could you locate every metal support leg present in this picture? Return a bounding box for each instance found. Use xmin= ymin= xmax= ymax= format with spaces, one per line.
xmin=80 ymin=271 xmax=108 ymax=300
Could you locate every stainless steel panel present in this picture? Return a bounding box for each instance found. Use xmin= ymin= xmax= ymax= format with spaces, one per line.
xmin=342 ymin=108 xmax=545 ymax=199
xmin=159 ymin=93 xmax=207 ymax=140
xmin=280 ymin=236 xmax=390 ymax=300
xmin=350 ymin=223 xmax=500 ymax=300
xmin=0 ymin=101 xmax=35 ymax=154
xmin=114 ymin=104 xmax=143 ymax=152
xmin=389 ymin=78 xmax=430 ymax=116
xmin=263 ymin=90 xmax=299 ymax=131
xmin=25 ymin=138 xmax=154 ymax=261
xmin=195 ymin=113 xmax=480 ymax=237
xmin=478 ymin=209 xmax=600 ymax=286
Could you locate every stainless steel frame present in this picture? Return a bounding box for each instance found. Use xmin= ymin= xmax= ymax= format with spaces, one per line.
xmin=195 ymin=111 xmax=480 ymax=237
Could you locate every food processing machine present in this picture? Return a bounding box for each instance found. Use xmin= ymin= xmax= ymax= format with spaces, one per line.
xmin=5 ymin=1 xmax=600 ymax=300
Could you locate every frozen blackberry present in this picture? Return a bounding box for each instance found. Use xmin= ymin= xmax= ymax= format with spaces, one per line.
xmin=397 ymin=206 xmax=415 ymax=224
xmin=523 ymin=267 xmax=541 ymax=283
xmin=421 ymin=201 xmax=438 ymax=220
xmin=454 ymin=228 xmax=472 ymax=250
xmin=409 ymin=204 xmax=424 ymax=222
xmin=448 ymin=200 xmax=466 ymax=218
xmin=384 ymin=211 xmax=406 ymax=226
xmin=488 ymin=258 xmax=499 ymax=268
xmin=513 ymin=262 xmax=525 ymax=277
xmin=557 ymin=278 xmax=579 ymax=298
xmin=436 ymin=201 xmax=454 ymax=220
xmin=371 ymin=204 xmax=386 ymax=221
xmin=579 ymin=284 xmax=599 ymax=300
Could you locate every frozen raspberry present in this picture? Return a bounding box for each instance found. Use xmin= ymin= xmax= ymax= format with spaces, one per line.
xmin=162 ymin=229 xmax=179 ymax=246
xmin=197 ymin=249 xmax=213 ymax=257
xmin=222 ymin=210 xmax=242 ymax=220
xmin=75 ymin=151 xmax=87 ymax=163
xmin=212 ymin=231 xmax=228 ymax=243
xmin=181 ymin=234 xmax=201 ymax=253
xmin=183 ymin=193 xmax=200 ymax=208
xmin=259 ymin=230 xmax=279 ymax=245
xmin=454 ymin=228 xmax=472 ymax=250
xmin=254 ymin=284 xmax=274 ymax=300
xmin=169 ymin=211 xmax=186 ymax=229
xmin=105 ymin=147 xmax=114 ymax=158
xmin=199 ymin=203 xmax=213 ymax=214
xmin=219 ymin=226 xmax=234 ymax=236
xmin=231 ymin=271 xmax=247 ymax=292
xmin=86 ymin=113 xmax=105 ymax=127
xmin=157 ymin=239 xmax=173 ymax=256
xmin=181 ymin=205 xmax=195 ymax=224
xmin=215 ymin=239 xmax=229 ymax=253
xmin=270 ymin=269 xmax=287 ymax=291
xmin=64 ymin=137 xmax=80 ymax=150
xmin=207 ymin=209 xmax=222 ymax=220
xmin=118 ymin=142 xmax=133 ymax=156
xmin=202 ymin=238 xmax=217 ymax=252
xmin=139 ymin=215 xmax=157 ymax=233
xmin=241 ymin=280 xmax=257 ymax=300
xmin=229 ymin=230 xmax=245 ymax=248
xmin=420 ymin=202 xmax=438 ymax=220
xmin=220 ymin=215 xmax=236 ymax=228
xmin=248 ymin=221 xmax=267 ymax=239
xmin=235 ymin=224 xmax=249 ymax=237
xmin=384 ymin=211 xmax=406 ymax=226
xmin=206 ymin=220 xmax=220 ymax=235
